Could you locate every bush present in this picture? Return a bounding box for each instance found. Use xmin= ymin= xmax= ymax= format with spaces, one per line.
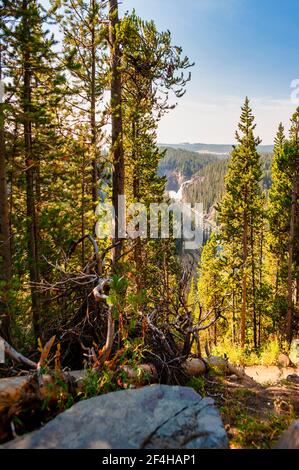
xmin=260 ymin=339 xmax=280 ymax=366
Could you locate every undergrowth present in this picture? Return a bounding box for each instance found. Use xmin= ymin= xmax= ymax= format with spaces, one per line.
xmin=212 ymin=337 xmax=289 ymax=366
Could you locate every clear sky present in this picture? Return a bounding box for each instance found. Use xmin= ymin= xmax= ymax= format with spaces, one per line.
xmin=119 ymin=0 xmax=299 ymax=144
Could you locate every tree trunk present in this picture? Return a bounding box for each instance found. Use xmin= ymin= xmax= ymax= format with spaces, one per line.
xmin=286 ymin=175 xmax=298 ymax=342
xmin=109 ymin=0 xmax=125 ymax=266
xmin=0 ymin=50 xmax=12 ymax=341
xmin=241 ymin=204 xmax=248 ymax=349
xmin=213 ymin=309 xmax=217 ymax=346
xmin=132 ymin=118 xmax=143 ymax=288
xmin=250 ymin=222 xmax=257 ymax=349
xmin=258 ymin=225 xmax=264 ymax=347
xmin=81 ymin=150 xmax=86 ymax=267
xmin=91 ymin=0 xmax=97 ymax=205
xmin=232 ymin=287 xmax=235 ymax=344
xmin=23 ymin=0 xmax=41 ymax=341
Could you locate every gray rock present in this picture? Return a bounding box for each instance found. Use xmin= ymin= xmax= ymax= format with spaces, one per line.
xmin=286 ymin=374 xmax=299 ymax=384
xmin=276 ymin=420 xmax=299 ymax=449
xmin=1 ymin=385 xmax=228 ymax=449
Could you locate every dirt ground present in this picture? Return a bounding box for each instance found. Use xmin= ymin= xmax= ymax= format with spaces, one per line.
xmin=204 ymin=371 xmax=299 ymax=449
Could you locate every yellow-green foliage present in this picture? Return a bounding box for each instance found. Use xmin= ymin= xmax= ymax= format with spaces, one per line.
xmin=212 ymin=337 xmax=285 ymax=366
xmin=259 ymin=339 xmax=280 ymax=365
xmin=212 ymin=338 xmax=258 ymax=366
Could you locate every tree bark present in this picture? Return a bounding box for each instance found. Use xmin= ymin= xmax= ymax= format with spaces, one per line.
xmin=286 ymin=175 xmax=298 ymax=342
xmin=231 ymin=288 xmax=236 ymax=344
xmin=258 ymin=225 xmax=264 ymax=347
xmin=0 ymin=48 xmax=12 ymax=341
xmin=109 ymin=0 xmax=125 ymax=266
xmin=250 ymin=222 xmax=257 ymax=349
xmin=22 ymin=0 xmax=41 ymax=341
xmin=241 ymin=202 xmax=248 ymax=349
xmin=91 ymin=0 xmax=97 ymax=205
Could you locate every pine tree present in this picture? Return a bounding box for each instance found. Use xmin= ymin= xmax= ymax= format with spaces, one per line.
xmin=285 ymin=108 xmax=299 ymax=341
xmin=218 ymin=97 xmax=262 ymax=348
xmin=109 ymin=0 xmax=125 ymax=266
xmin=119 ymin=12 xmax=193 ymax=289
xmin=2 ymin=0 xmax=65 ymax=340
xmin=197 ymin=233 xmax=224 ymax=345
xmin=52 ymin=0 xmax=107 ymax=207
xmin=268 ymin=123 xmax=288 ymax=330
xmin=268 ymin=111 xmax=299 ymax=341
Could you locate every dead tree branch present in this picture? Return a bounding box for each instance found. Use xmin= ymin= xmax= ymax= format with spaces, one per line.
xmin=0 ymin=336 xmax=37 ymax=369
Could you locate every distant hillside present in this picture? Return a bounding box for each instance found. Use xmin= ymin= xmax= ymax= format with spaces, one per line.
xmin=158 ymin=147 xmax=219 ymax=191
xmin=182 ymin=153 xmax=273 ymax=213
xmin=182 ymin=159 xmax=228 ymax=213
xmin=159 ymin=142 xmax=274 ymax=155
xmin=158 ymin=146 xmax=273 ymax=206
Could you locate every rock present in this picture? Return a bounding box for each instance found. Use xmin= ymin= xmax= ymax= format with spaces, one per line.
xmin=277 ymin=353 xmax=290 ymax=367
xmin=207 ymin=356 xmax=230 ymax=375
xmin=229 ymin=374 xmax=239 ymax=381
xmin=276 ymin=420 xmax=299 ymax=449
xmin=289 ymin=339 xmax=299 ymax=366
xmin=1 ymin=385 xmax=228 ymax=449
xmin=183 ymin=358 xmax=206 ymax=376
xmin=286 ymin=374 xmax=299 ymax=384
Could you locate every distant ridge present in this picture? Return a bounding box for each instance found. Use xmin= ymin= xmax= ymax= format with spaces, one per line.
xmin=158 ymin=142 xmax=274 ymax=154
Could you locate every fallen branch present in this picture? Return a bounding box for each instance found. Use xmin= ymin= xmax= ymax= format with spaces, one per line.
xmin=182 ymin=356 xmax=260 ymax=387
xmin=0 ymin=370 xmax=80 ymax=442
xmin=0 ymin=336 xmax=37 ymax=370
xmin=226 ymin=363 xmax=260 ymax=388
xmin=98 ymin=306 xmax=114 ymax=363
xmin=121 ymin=364 xmax=158 ymax=385
xmin=92 ymin=278 xmax=114 ymax=364
xmin=204 ymin=342 xmax=259 ymax=387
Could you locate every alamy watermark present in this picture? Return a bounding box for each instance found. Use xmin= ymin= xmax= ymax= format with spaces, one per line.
xmin=291 ymin=79 xmax=299 ymax=104
xmin=95 ymin=196 xmax=205 ymax=251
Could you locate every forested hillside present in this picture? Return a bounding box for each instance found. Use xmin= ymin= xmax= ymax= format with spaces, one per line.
xmin=160 ymin=142 xmax=274 ymax=155
xmin=182 ymin=152 xmax=273 ymax=213
xmin=158 ymin=147 xmax=219 ymax=190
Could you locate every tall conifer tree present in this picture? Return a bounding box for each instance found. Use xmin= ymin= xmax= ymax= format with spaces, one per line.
xmin=218 ymin=98 xmax=262 ymax=348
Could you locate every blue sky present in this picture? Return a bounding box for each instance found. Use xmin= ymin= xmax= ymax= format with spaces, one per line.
xmin=120 ymin=0 xmax=299 ymax=144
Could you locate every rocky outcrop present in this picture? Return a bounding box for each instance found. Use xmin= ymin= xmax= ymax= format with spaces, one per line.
xmin=1 ymin=385 xmax=228 ymax=449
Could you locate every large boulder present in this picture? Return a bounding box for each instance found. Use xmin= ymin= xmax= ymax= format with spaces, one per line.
xmin=1 ymin=385 xmax=228 ymax=449
xmin=276 ymin=420 xmax=299 ymax=449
